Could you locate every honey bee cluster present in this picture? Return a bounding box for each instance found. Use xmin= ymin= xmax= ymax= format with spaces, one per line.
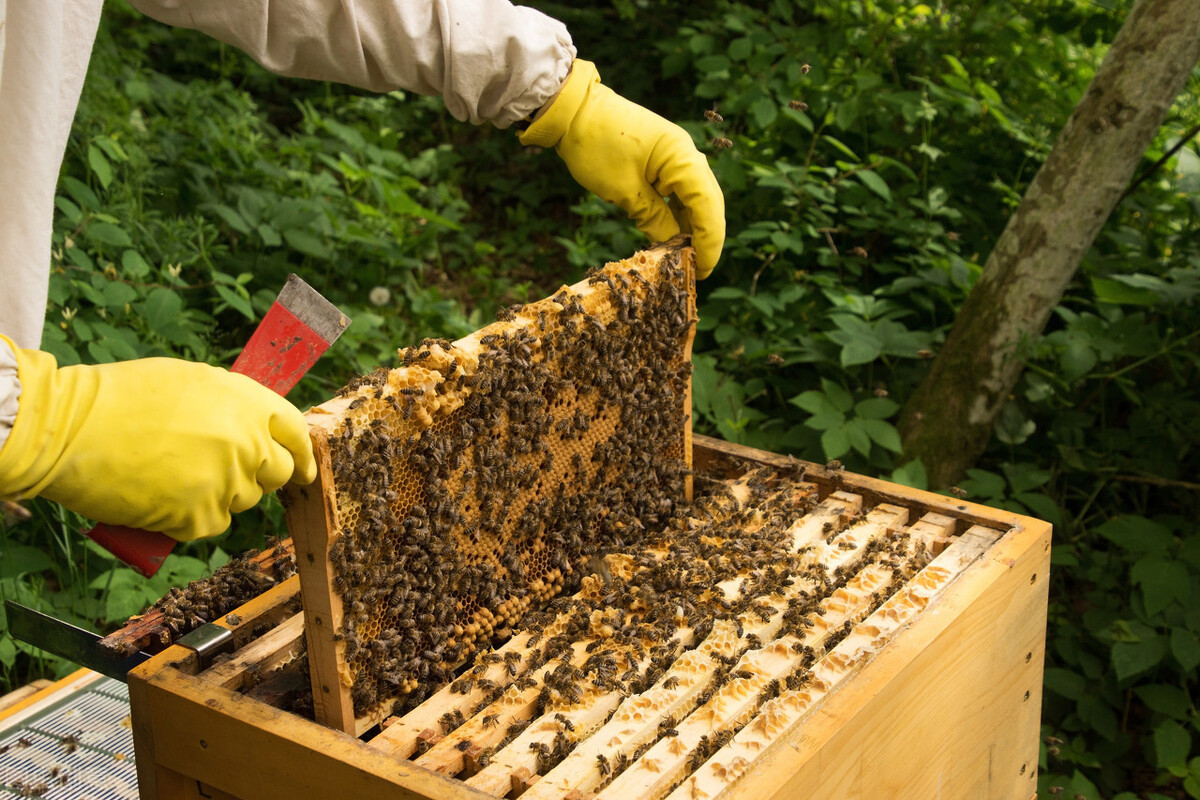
xmin=146 ymin=546 xmax=296 ymax=637
xmin=310 ymin=243 xmax=696 ymax=716
xmin=367 ymin=466 xmax=937 ymax=798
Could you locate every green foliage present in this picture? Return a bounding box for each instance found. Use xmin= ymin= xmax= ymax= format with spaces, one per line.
xmin=3 ymin=3 xmax=1199 ymax=798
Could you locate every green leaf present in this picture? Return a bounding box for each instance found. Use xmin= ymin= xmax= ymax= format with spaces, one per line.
xmin=257 ymin=224 xmax=282 ymax=248
xmin=859 ymin=418 xmax=902 ymax=453
xmin=121 ymin=249 xmax=151 ymax=278
xmin=708 ymin=287 xmax=746 ymax=301
xmin=854 ymin=397 xmax=899 ymax=419
xmin=1096 ymin=516 xmax=1173 ymax=553
xmin=821 ymin=135 xmax=859 ymax=161
xmin=0 ymin=545 xmax=55 ymax=578
xmin=789 ymin=390 xmax=839 ymax=417
xmin=1171 ymin=628 xmax=1200 ymax=672
xmin=890 ymin=460 xmax=927 ymax=490
xmin=208 ymin=547 xmax=231 ymax=572
xmin=208 ymin=203 xmax=252 ymax=235
xmin=60 ymin=175 xmax=100 ymax=210
xmin=85 ymin=221 xmax=132 ymax=247
xmin=856 ymin=170 xmax=891 ymax=202
xmin=1001 ymin=464 xmax=1051 ymax=494
xmin=1060 ymin=336 xmax=1097 ymax=379
xmin=284 ymin=229 xmax=332 ymax=260
xmin=215 ymin=285 xmax=255 ymax=320
xmin=834 ymin=96 xmax=860 ymax=131
xmin=1155 ymin=720 xmax=1191 ymax=770
xmin=55 ymin=195 xmax=83 ymax=224
xmin=844 ymin=419 xmax=872 ymax=457
xmin=1015 ymin=493 xmax=1062 ymax=528
xmin=0 ymin=635 xmax=15 ymax=668
xmin=102 ymin=280 xmax=138 ymax=308
xmin=1131 ymin=556 xmax=1190 ymax=617
xmin=727 ymin=37 xmax=753 ymax=61
xmin=841 ymin=338 xmax=881 ymax=366
xmin=1112 ymin=636 xmax=1166 ymax=681
xmin=269 ymin=200 xmax=321 ymax=231
xmin=960 ymin=468 xmax=1006 ymax=500
xmin=995 ymin=402 xmax=1035 ymax=445
xmin=1043 ymin=668 xmax=1086 ymax=700
xmin=87 ymin=340 xmax=115 ymax=363
xmin=92 ymin=322 xmax=139 ymax=359
xmin=943 ymin=54 xmax=970 ymax=80
xmin=143 ymin=288 xmax=184 ymax=331
xmin=1078 ymin=694 xmax=1119 ymax=741
xmin=821 ymin=426 xmax=851 ymax=460
xmin=781 ymin=106 xmax=814 ymax=132
xmin=694 ymin=54 xmax=730 ymax=73
xmin=72 ymin=317 xmax=94 ymax=342
xmin=88 ymin=144 xmax=113 ymax=189
xmin=1136 ymin=684 xmax=1190 ymax=719
xmin=1092 ymin=277 xmax=1159 ymax=306
xmin=819 ymin=379 xmax=854 ymax=413
xmin=751 ymin=97 xmax=779 ymax=129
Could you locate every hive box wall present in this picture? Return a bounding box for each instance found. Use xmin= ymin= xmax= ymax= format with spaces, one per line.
xmin=128 ymin=437 xmax=1049 ymax=800
xmin=728 ymin=490 xmax=1049 ymax=800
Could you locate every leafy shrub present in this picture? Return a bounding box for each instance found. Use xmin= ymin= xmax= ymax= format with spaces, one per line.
xmin=4 ymin=4 xmax=1200 ymax=798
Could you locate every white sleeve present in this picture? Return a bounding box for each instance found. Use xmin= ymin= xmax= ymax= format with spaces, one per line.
xmin=126 ymin=0 xmax=575 ymax=128
xmin=0 ymin=339 xmax=19 ymax=456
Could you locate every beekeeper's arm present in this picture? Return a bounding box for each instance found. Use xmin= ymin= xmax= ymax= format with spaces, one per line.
xmin=129 ymin=0 xmax=724 ymax=274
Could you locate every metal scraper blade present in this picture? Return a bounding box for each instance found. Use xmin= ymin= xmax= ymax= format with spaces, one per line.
xmin=4 ymin=601 xmax=150 ymax=682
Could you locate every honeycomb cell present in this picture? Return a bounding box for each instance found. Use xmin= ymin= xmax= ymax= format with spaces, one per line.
xmin=305 ymin=244 xmax=698 ymax=717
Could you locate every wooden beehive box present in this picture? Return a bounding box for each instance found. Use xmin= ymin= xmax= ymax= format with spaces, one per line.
xmin=127 ymin=434 xmax=1049 ymax=800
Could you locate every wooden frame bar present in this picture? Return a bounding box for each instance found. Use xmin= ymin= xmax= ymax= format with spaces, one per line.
xmin=129 ymin=436 xmax=1049 ymax=800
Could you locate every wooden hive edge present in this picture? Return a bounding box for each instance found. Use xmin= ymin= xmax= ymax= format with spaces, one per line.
xmin=692 ymin=434 xmax=1035 ymax=536
xmin=715 ymin=515 xmax=1052 ymax=799
xmin=129 ymin=658 xmax=490 ymax=800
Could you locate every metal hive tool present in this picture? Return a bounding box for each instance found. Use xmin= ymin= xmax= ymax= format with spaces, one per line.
xmin=284 ymin=239 xmax=698 ymax=734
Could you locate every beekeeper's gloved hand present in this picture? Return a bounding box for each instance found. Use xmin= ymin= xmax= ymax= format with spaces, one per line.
xmin=0 ymin=336 xmax=316 ymax=542
xmin=519 ymin=60 xmax=725 ymax=279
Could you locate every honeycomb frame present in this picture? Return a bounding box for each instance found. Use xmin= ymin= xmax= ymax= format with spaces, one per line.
xmin=284 ymin=239 xmax=697 ymax=734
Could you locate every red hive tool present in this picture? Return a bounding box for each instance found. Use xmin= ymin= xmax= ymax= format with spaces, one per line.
xmin=84 ymin=275 xmax=351 ymax=577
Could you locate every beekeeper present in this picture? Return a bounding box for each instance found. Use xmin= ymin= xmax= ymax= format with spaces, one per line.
xmin=0 ymin=0 xmax=724 ymax=543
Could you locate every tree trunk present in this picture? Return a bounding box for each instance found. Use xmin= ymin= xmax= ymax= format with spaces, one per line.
xmin=898 ymin=0 xmax=1200 ymax=489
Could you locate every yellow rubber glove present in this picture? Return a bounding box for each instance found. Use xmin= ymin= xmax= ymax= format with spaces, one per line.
xmin=0 ymin=336 xmax=316 ymax=542
xmin=519 ymin=60 xmax=725 ymax=279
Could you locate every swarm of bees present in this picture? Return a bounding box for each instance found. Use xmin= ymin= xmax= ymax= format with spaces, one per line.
xmin=368 ymin=466 xmax=932 ymax=797
xmin=144 ymin=546 xmax=294 ymax=637
xmin=312 ymin=242 xmax=697 ymax=716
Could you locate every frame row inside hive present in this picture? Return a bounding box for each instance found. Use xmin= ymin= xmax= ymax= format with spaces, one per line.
xmin=127 ymin=435 xmax=1048 ymax=800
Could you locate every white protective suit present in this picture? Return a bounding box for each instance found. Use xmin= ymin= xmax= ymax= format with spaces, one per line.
xmin=0 ymin=0 xmax=575 ymax=452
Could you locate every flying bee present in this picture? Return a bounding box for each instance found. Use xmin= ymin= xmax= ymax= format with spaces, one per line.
xmin=712 ymin=136 xmax=733 ymax=149
xmin=704 ymin=107 xmax=723 ymax=123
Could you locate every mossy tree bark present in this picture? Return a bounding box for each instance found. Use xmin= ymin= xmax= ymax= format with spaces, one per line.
xmin=898 ymin=0 xmax=1200 ymax=489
